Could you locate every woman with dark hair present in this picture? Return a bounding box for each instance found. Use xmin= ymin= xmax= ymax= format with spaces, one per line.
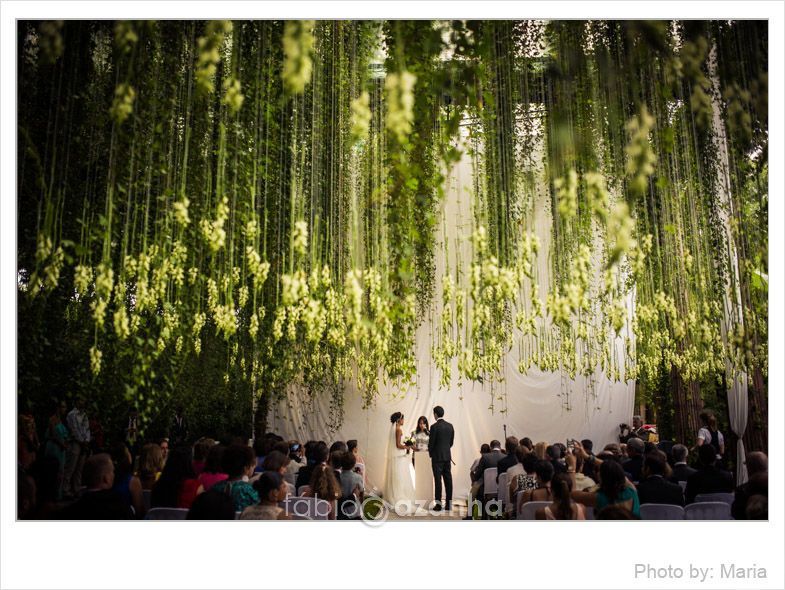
xmin=110 ymin=442 xmax=145 ymax=517
xmin=305 ymin=463 xmax=341 ymax=519
xmin=413 ymin=416 xmax=430 ymax=451
xmin=43 ymin=400 xmax=69 ymax=500
xmin=242 ymin=472 xmax=291 ymax=520
xmin=187 ymin=489 xmax=236 ymax=520
xmin=518 ymin=459 xmax=555 ymax=506
xmin=151 ymin=446 xmax=200 ymax=509
xmin=571 ymin=454 xmax=640 ymax=518
xmin=697 ymin=410 xmax=725 ymax=461
xmin=535 ymin=473 xmax=585 ymax=520
xmin=198 ymin=444 xmax=228 ymax=492
xmin=192 ymin=438 xmax=215 ymax=476
xmin=211 ymin=445 xmax=259 ymax=512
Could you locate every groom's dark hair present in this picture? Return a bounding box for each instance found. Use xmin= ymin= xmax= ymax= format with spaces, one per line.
xmin=433 ymin=406 xmax=445 ymax=418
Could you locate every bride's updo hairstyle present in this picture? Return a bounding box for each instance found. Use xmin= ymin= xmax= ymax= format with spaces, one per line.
xmin=390 ymin=412 xmax=403 ymax=424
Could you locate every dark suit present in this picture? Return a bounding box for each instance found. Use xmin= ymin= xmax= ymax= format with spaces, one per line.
xmin=471 ymin=449 xmax=504 ymax=483
xmin=428 ymin=418 xmax=454 ymax=508
xmin=496 ymin=453 xmax=518 ymax=480
xmin=685 ymin=465 xmax=734 ymax=504
xmin=623 ymin=455 xmax=644 ymax=483
xmin=637 ymin=475 xmax=685 ymax=506
xmin=669 ymin=463 xmax=697 ymax=483
xmin=57 ymin=489 xmax=134 ymax=520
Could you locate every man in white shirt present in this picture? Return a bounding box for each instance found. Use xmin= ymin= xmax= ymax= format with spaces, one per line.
xmin=63 ymin=397 xmax=91 ymax=498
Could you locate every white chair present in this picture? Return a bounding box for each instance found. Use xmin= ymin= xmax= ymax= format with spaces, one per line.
xmin=497 ymin=472 xmax=510 ymax=509
xmin=695 ymin=492 xmax=734 ymax=505
xmin=640 ymin=503 xmax=686 ymax=520
xmin=279 ymin=496 xmax=332 ymax=520
xmin=483 ymin=467 xmax=498 ymax=499
xmin=144 ymin=507 xmax=189 ymax=520
xmin=517 ymin=501 xmax=551 ymax=520
xmin=685 ymin=502 xmax=732 ymax=520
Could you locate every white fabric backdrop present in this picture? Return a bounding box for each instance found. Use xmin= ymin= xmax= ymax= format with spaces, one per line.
xmin=268 ymin=128 xmax=635 ymax=499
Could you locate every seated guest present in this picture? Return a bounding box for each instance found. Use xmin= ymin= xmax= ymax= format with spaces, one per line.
xmin=533 ymin=441 xmax=548 ymax=460
xmin=211 ymin=445 xmax=260 ymax=512
xmin=572 ymin=456 xmax=640 ymax=518
xmin=520 ymin=437 xmax=533 ymax=452
xmin=580 ymin=439 xmax=595 ymax=478
xmin=329 ymin=440 xmax=348 ymax=454
xmin=137 ymin=443 xmax=164 ymax=490
xmin=504 ymin=446 xmax=526 ymax=483
xmin=347 ymin=439 xmax=367 ymax=486
xmin=546 ymin=444 xmax=566 ymax=474
xmin=535 ymin=473 xmax=586 ymax=520
xmin=242 ymin=472 xmax=291 ymax=520
xmin=151 ymin=446 xmax=200 ymax=509
xmin=192 ymin=438 xmax=215 ymax=476
xmin=636 ymin=453 xmax=684 ymax=506
xmin=329 ymin=450 xmax=343 ymax=482
xmin=602 ymin=443 xmax=621 ymax=458
xmin=109 ymin=443 xmax=145 ymax=517
xmin=732 ymin=452 xmax=768 ymax=520
xmin=669 ymin=444 xmax=697 ymax=483
xmin=187 ymin=489 xmax=236 ymax=520
xmin=305 ymin=463 xmax=341 ymax=519
xmin=496 ymin=436 xmax=519 ymax=479
xmin=339 ymin=450 xmax=364 ymax=499
xmin=295 ymin=441 xmax=329 ymax=490
xmin=518 ymin=460 xmax=555 ymax=505
xmin=284 ymin=441 xmax=304 ymax=485
xmin=198 ymin=444 xmax=228 ymax=492
xmin=469 ymin=443 xmax=491 ymax=481
xmin=571 ymin=442 xmax=597 ymax=491
xmin=471 ymin=440 xmax=504 ymax=485
xmin=253 ymin=437 xmax=275 ymax=473
xmin=509 ymin=451 xmax=539 ymax=504
xmin=262 ymin=450 xmax=291 ymax=475
xmin=685 ymin=444 xmax=733 ymax=504
xmin=58 ymin=454 xmax=133 ymax=519
xmin=622 ymin=437 xmax=645 ymax=483
xmin=745 ymin=493 xmax=767 ymax=520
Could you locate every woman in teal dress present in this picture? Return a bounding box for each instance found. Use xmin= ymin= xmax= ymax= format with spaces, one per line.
xmin=43 ymin=400 xmax=70 ymax=500
xmin=568 ymin=447 xmax=641 ymax=518
xmin=210 ymin=444 xmax=259 ymax=513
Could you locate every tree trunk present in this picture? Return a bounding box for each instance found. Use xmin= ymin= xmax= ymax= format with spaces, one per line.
xmin=670 ymin=365 xmax=703 ymax=446
xmin=743 ymin=367 xmax=768 ymax=453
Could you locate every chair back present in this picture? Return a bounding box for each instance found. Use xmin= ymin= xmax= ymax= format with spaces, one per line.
xmin=694 ymin=492 xmax=734 ymax=505
xmin=280 ymin=496 xmax=332 ymax=520
xmin=517 ymin=501 xmax=551 ymax=520
xmin=483 ymin=467 xmax=498 ymax=498
xmin=583 ymin=505 xmax=594 ymax=520
xmin=685 ymin=501 xmax=732 ymax=520
xmin=142 ymin=489 xmax=152 ymax=513
xmin=497 ymin=472 xmax=510 ymax=508
xmin=640 ymin=503 xmax=685 ymax=520
xmin=144 ymin=507 xmax=189 ymax=520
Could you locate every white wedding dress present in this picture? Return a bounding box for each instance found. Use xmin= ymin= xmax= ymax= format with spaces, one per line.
xmin=385 ymin=425 xmax=416 ymax=513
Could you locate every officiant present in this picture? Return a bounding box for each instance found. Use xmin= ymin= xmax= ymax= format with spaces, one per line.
xmin=412 ymin=416 xmax=432 ymax=503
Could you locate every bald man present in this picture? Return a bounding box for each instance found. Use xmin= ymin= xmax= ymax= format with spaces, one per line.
xmin=58 ymin=454 xmax=133 ymax=520
xmin=732 ymin=451 xmax=768 ymax=520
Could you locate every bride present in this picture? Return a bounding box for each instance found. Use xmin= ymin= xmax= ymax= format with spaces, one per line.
xmin=385 ymin=412 xmax=416 ymax=513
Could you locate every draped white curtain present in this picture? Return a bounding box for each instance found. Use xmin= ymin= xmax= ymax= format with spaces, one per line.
xmin=268 ymin=126 xmax=635 ymax=498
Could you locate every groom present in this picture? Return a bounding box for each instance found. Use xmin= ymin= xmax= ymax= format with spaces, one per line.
xmin=428 ymin=406 xmax=454 ymax=511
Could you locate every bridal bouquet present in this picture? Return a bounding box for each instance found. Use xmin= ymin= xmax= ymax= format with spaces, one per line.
xmin=403 ymin=435 xmax=416 ymax=447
